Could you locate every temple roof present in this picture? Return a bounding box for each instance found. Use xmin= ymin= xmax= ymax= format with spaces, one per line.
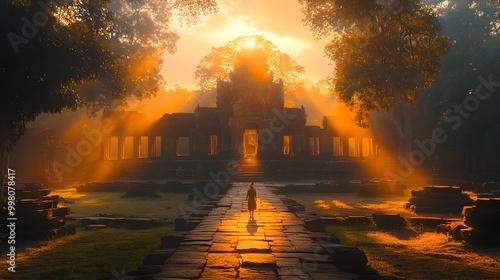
xmin=163 ymin=113 xmax=195 ymax=126
xmin=283 ymin=106 xmax=305 ymax=116
xmin=194 ymin=106 xmax=218 ymax=120
xmin=305 ymin=125 xmax=322 ymax=135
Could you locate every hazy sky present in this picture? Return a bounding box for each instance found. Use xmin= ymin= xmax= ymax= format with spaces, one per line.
xmin=161 ymin=0 xmax=332 ymax=89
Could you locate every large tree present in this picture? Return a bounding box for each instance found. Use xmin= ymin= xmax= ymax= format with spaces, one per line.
xmin=420 ymin=0 xmax=500 ymax=173
xmin=299 ymin=0 xmax=450 ymax=155
xmin=194 ymin=35 xmax=306 ymax=106
xmin=0 ymin=0 xmax=217 ymax=185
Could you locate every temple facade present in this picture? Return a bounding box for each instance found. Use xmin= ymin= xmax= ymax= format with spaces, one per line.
xmin=100 ymin=49 xmax=386 ymax=162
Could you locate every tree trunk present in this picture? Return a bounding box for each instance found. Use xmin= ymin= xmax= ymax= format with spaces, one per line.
xmin=403 ymin=104 xmax=413 ymax=159
xmin=390 ymin=97 xmax=414 ymax=159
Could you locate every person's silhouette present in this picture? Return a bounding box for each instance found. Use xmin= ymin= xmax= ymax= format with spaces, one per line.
xmin=246 ymin=183 xmax=257 ymax=220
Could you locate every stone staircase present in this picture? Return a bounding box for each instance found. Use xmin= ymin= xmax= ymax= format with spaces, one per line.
xmin=235 ymin=158 xmax=265 ymax=182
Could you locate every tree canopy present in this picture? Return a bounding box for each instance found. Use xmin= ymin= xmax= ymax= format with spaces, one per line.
xmin=419 ymin=0 xmax=500 ymax=172
xmin=0 ymin=0 xmax=217 ymax=150
xmin=194 ymin=35 xmax=306 ymax=105
xmin=299 ymin=0 xmax=450 ymax=127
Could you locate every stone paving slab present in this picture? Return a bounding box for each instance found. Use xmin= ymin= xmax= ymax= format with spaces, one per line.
xmin=151 ymin=183 xmax=372 ymax=280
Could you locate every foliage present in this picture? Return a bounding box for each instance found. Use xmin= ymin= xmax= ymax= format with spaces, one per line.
xmin=0 ymin=0 xmax=217 ymax=150
xmin=194 ymin=35 xmax=306 ymax=105
xmin=419 ymin=0 xmax=500 ymax=172
xmin=299 ymin=0 xmax=450 ymax=127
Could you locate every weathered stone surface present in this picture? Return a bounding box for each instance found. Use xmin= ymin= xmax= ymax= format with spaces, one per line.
xmin=406 ymin=186 xmax=473 ymax=213
xmin=239 ymin=267 xmax=278 ymax=279
xmin=308 ymin=272 xmax=357 ymax=280
xmin=342 ymin=216 xmax=372 ymax=225
xmin=277 ymin=266 xmax=309 ymax=277
xmin=174 ymin=217 xmax=200 ymax=231
xmin=175 ymin=245 xmax=210 ymax=252
xmin=183 ymin=234 xmax=214 ymax=242
xmin=205 ymin=253 xmax=241 ymax=268
xmin=142 ymin=249 xmax=175 ymax=265
xmin=409 ymin=217 xmax=448 ymax=229
xmin=309 ymin=232 xmax=341 ymax=245
xmin=200 ymin=267 xmax=238 ymax=279
xmin=271 ymin=245 xmax=297 ymax=253
xmin=155 ymin=264 xmax=203 ymax=278
xmin=322 ymin=244 xmax=368 ymax=268
xmin=319 ymin=216 xmax=343 ymax=226
xmin=161 ymin=232 xmax=186 ymax=248
xmin=303 ymin=217 xmax=325 ymax=232
xmin=237 ymin=241 xmax=271 ymax=253
xmin=143 ymin=184 xmax=378 ymax=280
xmin=275 ymin=257 xmax=302 ymax=267
xmin=210 ymin=242 xmax=237 ymax=253
xmin=372 ymin=213 xmax=406 ymax=229
xmin=212 ymin=234 xmax=238 ymax=243
xmin=241 ymin=253 xmax=276 ymax=268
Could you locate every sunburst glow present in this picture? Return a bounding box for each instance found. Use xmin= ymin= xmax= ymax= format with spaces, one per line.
xmin=245 ymin=38 xmax=256 ymax=49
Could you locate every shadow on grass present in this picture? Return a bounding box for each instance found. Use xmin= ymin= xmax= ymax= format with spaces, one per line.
xmin=326 ymin=225 xmax=500 ymax=279
xmin=0 ymin=225 xmax=173 ymax=280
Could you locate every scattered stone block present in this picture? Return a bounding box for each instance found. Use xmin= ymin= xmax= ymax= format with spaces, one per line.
xmin=174 ymin=217 xmax=200 ymax=231
xmin=319 ymin=216 xmax=343 ymax=226
xmin=323 ymin=244 xmax=368 ymax=268
xmin=86 ymin=224 xmax=107 ymax=230
xmin=52 ymin=206 xmax=70 ymax=217
xmin=405 ymin=185 xmax=473 ymax=213
xmin=372 ymin=213 xmax=406 ymax=229
xmin=342 ymin=216 xmax=372 ymax=225
xmin=142 ymin=248 xmax=175 ymax=265
xmin=303 ymin=217 xmax=325 ymax=232
xmin=409 ymin=217 xmax=448 ymax=229
xmin=161 ymin=232 xmax=187 ymax=248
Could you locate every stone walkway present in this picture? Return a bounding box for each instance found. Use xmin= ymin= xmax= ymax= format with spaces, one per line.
xmin=153 ymin=183 xmax=363 ymax=280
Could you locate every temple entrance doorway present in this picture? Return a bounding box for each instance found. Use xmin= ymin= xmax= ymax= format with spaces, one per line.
xmin=243 ymin=129 xmax=258 ymax=157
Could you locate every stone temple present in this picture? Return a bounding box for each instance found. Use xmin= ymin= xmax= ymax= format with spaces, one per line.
xmin=97 ymin=48 xmax=387 ymax=180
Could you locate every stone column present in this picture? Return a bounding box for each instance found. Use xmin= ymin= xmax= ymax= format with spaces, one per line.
xmin=133 ymin=136 xmax=140 ymax=158
xmin=102 ymin=135 xmax=110 ymax=160
xmin=343 ymin=137 xmax=349 ymax=158
xmin=117 ymin=136 xmax=124 ymax=160
xmin=149 ymin=136 xmax=155 ymax=158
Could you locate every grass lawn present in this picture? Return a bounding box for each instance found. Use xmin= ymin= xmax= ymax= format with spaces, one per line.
xmin=50 ymin=188 xmax=190 ymax=219
xmin=0 ymin=226 xmax=173 ymax=280
xmin=327 ymin=225 xmax=500 ymax=279
xmin=0 ymin=188 xmax=187 ymax=279
xmin=287 ymin=193 xmax=500 ymax=279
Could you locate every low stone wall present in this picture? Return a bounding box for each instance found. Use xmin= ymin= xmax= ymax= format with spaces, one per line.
xmin=7 ymin=184 xmax=75 ymax=239
xmin=404 ymin=185 xmax=473 ymax=213
xmin=438 ymin=198 xmax=500 ymax=245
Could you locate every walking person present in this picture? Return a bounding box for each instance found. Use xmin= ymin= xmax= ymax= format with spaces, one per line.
xmin=246 ymin=183 xmax=257 ymax=220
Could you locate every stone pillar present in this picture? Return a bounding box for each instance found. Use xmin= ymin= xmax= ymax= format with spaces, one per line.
xmin=149 ymin=136 xmax=155 ymax=158
xmin=117 ymin=136 xmax=124 ymax=160
xmin=133 ymin=136 xmax=140 ymax=158
xmin=343 ymin=137 xmax=349 ymax=158
xmin=102 ymin=135 xmax=110 ymax=160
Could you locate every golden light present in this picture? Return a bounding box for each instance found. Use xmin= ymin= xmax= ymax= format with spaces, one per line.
xmin=245 ymin=38 xmax=256 ymax=49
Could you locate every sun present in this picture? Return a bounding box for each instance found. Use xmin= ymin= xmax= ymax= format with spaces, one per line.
xmin=245 ymin=38 xmax=256 ymax=49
